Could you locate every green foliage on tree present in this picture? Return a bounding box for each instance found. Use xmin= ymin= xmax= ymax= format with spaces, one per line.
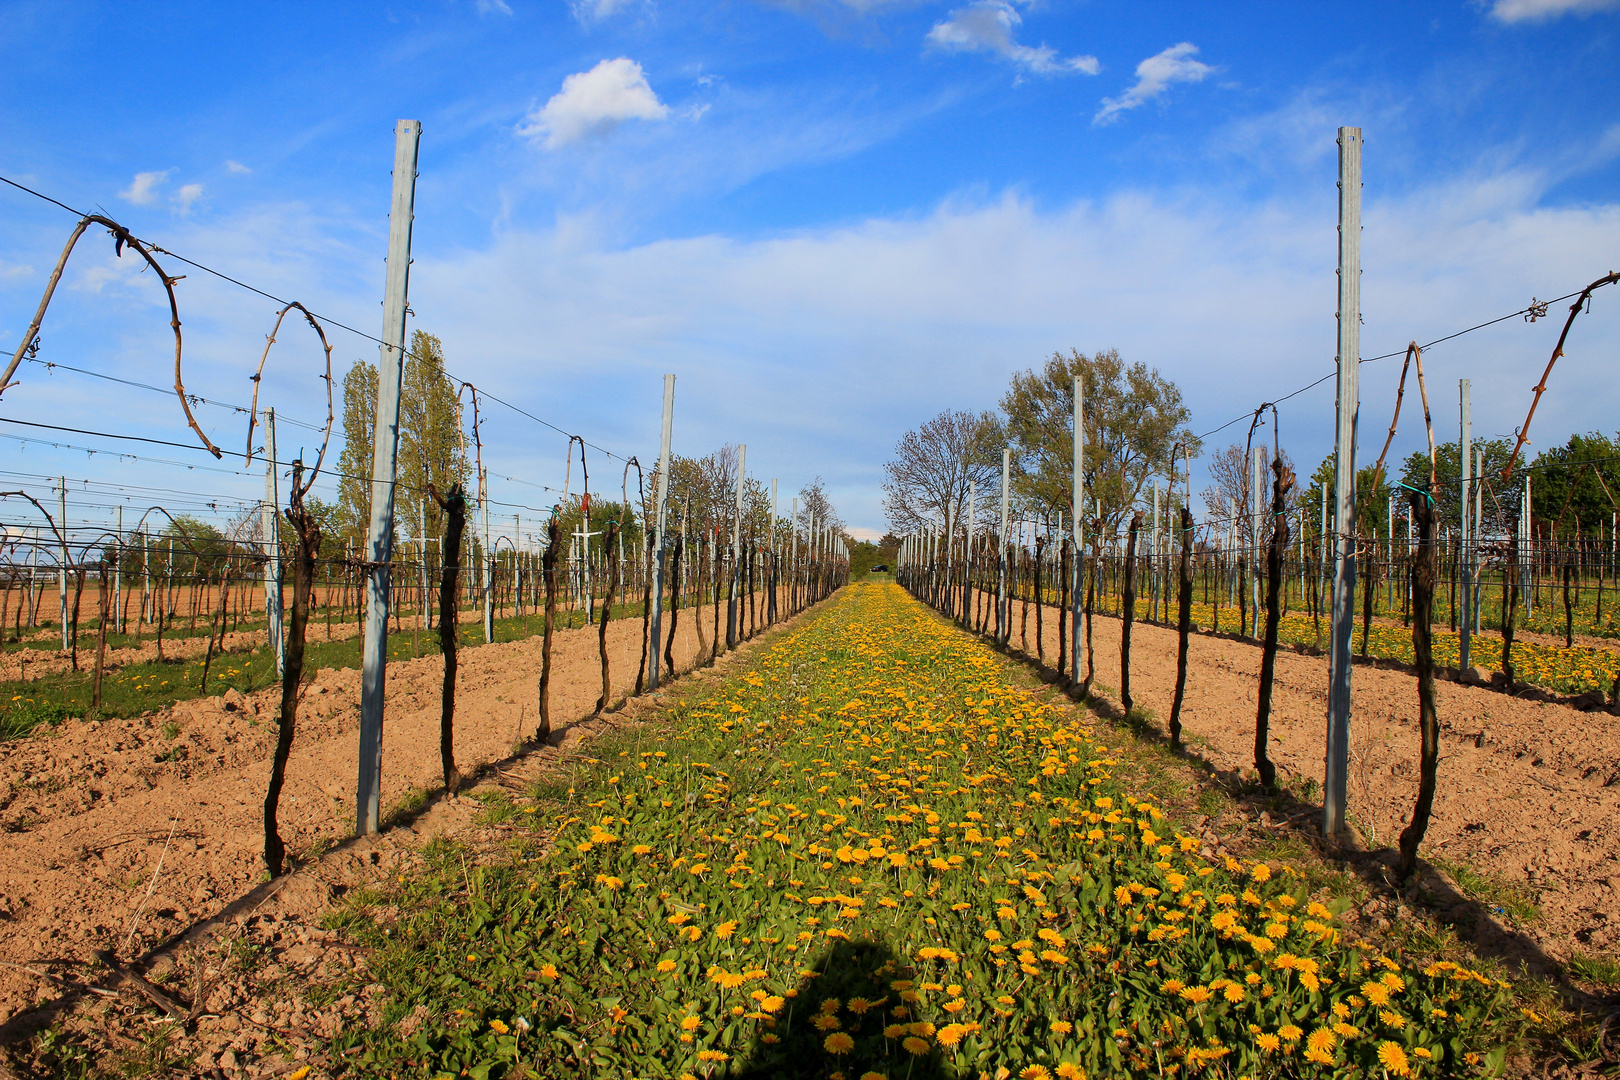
xmin=998 ymin=348 xmax=1197 ymax=536
xmin=1526 ymin=432 xmax=1620 ymax=535
xmin=337 ymin=357 xmax=379 ymax=549
xmin=399 ymin=331 xmax=471 ymax=546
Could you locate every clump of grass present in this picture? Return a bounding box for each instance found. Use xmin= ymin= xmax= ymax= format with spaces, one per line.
xmin=0 ymin=700 xmax=74 ymax=740
xmin=1431 ymin=857 xmax=1541 ymax=925
xmin=1566 ymin=950 xmax=1620 ymax=987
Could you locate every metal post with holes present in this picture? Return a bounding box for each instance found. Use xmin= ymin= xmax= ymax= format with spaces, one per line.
xmin=1459 ymin=378 xmax=1472 ymax=672
xmin=647 ymin=374 xmax=675 ymax=690
xmin=727 ymin=445 xmax=746 ymax=650
xmin=57 ymin=476 xmax=67 ymax=651
xmin=357 ymin=119 xmax=421 ymax=836
xmin=1324 ymin=125 xmax=1361 ymax=839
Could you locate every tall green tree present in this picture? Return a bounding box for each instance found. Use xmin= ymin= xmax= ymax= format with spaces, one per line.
xmin=999 ymin=348 xmax=1197 ymax=537
xmin=1526 ymin=432 xmax=1620 ymax=535
xmin=399 ymin=330 xmax=471 ymax=546
xmin=337 ymin=358 xmax=378 ymax=548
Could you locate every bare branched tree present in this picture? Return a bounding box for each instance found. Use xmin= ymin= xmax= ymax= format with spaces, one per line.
xmin=881 ymin=410 xmax=997 ymax=536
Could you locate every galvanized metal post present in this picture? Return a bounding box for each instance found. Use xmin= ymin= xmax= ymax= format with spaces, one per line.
xmin=58 ymin=476 xmax=67 ymax=651
xmin=357 ymin=118 xmax=421 ymax=837
xmin=114 ymin=505 xmax=123 ymax=635
xmin=648 ymin=374 xmax=675 ymax=690
xmin=1324 ymin=124 xmax=1361 ymax=839
xmin=1071 ymin=373 xmax=1083 ymax=682
xmin=264 ymin=409 xmax=284 ymax=677
xmin=768 ymin=478 xmax=778 ymax=624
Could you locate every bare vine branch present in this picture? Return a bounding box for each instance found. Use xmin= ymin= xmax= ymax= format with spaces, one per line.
xmin=1 ymin=215 xmax=220 ymax=458
xmin=244 ymin=303 xmax=336 ymax=498
xmin=1503 ymin=271 xmax=1619 ymax=479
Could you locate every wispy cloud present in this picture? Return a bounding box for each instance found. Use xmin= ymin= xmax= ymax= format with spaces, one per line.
xmin=118 ymin=170 xmax=170 ymax=206
xmin=569 ymin=0 xmax=631 ymax=22
xmin=1094 ymin=42 xmax=1213 ymax=124
xmin=1488 ymin=0 xmax=1620 ymax=22
xmin=173 ymin=183 xmax=204 ymax=214
xmin=225 ymin=160 xmax=252 ymax=175
xmin=925 ymin=1 xmax=1098 ymax=76
xmin=518 ymin=58 xmax=671 ymax=149
xmin=474 ymin=0 xmax=514 ymax=14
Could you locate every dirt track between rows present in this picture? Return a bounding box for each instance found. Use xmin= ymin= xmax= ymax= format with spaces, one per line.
xmin=968 ymin=588 xmax=1620 ymax=967
xmin=0 ymin=593 xmax=762 ymax=1024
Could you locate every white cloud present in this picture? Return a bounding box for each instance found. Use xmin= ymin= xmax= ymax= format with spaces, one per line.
xmin=926 ymin=1 xmax=1098 ymax=76
xmin=570 ymin=0 xmax=630 ymax=21
xmin=0 ymin=258 xmax=34 ymax=281
xmin=518 ymin=58 xmax=671 ymax=149
xmin=225 ymin=160 xmax=252 ymax=174
xmin=399 ymin=167 xmax=1620 ymax=532
xmin=118 ymin=170 xmax=170 ymax=205
xmin=1094 ymin=42 xmax=1214 ymax=124
xmin=1488 ymin=0 xmax=1620 ymax=21
xmin=173 ymin=183 xmax=204 ymax=214
xmin=474 ymin=0 xmax=514 ymax=13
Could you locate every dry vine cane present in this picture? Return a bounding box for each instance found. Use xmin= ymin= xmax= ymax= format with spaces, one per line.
xmin=429 ymin=483 xmax=467 ymax=794
xmin=1082 ymin=524 xmax=1100 ymax=698
xmin=1 ymin=215 xmax=221 ymax=460
xmin=664 ymin=534 xmax=684 ymax=676
xmin=247 ymin=301 xmax=337 ymax=877
xmin=596 ymin=521 xmax=621 ymax=716
xmin=1120 ymin=510 xmax=1144 ymax=715
xmin=1372 ymin=342 xmax=1444 ymax=879
xmin=1057 ymin=537 xmax=1070 ymax=681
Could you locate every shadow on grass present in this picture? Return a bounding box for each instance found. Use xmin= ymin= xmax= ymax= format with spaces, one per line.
xmin=731 ymin=937 xmax=956 ymax=1080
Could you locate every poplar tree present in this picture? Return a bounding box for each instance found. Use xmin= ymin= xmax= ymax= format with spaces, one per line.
xmin=337 ymin=358 xmax=378 ymax=546
xmin=399 ymin=330 xmax=471 ymax=544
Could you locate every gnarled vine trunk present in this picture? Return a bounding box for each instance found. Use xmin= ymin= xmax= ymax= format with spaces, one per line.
xmin=1399 ymin=486 xmax=1440 ymax=877
xmin=1170 ymin=507 xmax=1194 ymax=750
xmin=596 ymin=521 xmax=620 ymax=715
xmin=1121 ymin=511 xmax=1143 ymax=714
xmin=1255 ymin=461 xmax=1294 ymax=791
xmin=432 ymin=485 xmax=466 ymax=793
xmin=264 ymin=472 xmax=318 ymax=878
xmin=538 ymin=515 xmax=560 ymax=740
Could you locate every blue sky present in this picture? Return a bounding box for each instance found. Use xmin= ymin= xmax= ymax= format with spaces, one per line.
xmin=2 ymin=0 xmax=1619 ymax=542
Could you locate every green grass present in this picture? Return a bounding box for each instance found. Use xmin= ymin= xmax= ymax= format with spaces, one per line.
xmin=310 ymin=583 xmax=1519 ymax=1079
xmin=0 ymin=599 xmax=649 ymax=738
xmin=1429 ymin=857 xmax=1542 ymax=926
xmin=1566 ymin=950 xmax=1620 ymax=988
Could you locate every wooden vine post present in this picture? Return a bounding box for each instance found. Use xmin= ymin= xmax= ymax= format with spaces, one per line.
xmin=596 ymin=520 xmax=621 ymax=716
xmin=1254 ymin=458 xmax=1294 ymax=791
xmin=1082 ymin=526 xmax=1099 ymax=697
xmin=538 ymin=513 xmax=561 ymax=740
xmin=1169 ymin=506 xmax=1194 ymax=750
xmin=1121 ymin=510 xmax=1143 ymax=714
xmin=430 ymin=484 xmax=466 ymax=794
xmin=1032 ymin=534 xmax=1045 ymax=664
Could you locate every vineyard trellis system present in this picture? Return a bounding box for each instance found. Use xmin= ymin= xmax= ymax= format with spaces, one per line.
xmin=896 ymin=126 xmax=1617 ymax=884
xmin=0 ymin=123 xmax=853 ymax=918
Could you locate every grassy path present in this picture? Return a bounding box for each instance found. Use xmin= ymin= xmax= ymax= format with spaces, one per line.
xmin=332 ymin=582 xmax=1517 ymax=1078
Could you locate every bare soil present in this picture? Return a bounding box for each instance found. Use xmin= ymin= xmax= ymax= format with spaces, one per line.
xmin=985 ymin=591 xmax=1620 ymax=967
xmin=0 ymin=596 xmax=752 ymax=1029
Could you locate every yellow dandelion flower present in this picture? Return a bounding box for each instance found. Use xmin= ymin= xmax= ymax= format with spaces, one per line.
xmin=1019 ymin=1068 xmax=1051 ymax=1080
xmin=902 ymin=1036 xmax=931 ymax=1056
xmin=824 ymin=1032 xmax=855 ymax=1055
xmin=1377 ymin=1041 xmax=1411 ymax=1077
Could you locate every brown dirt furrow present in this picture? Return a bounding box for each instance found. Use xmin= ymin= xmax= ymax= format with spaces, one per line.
xmin=966 ymin=588 xmax=1620 ymax=963
xmin=0 ymin=598 xmax=756 ymax=1023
